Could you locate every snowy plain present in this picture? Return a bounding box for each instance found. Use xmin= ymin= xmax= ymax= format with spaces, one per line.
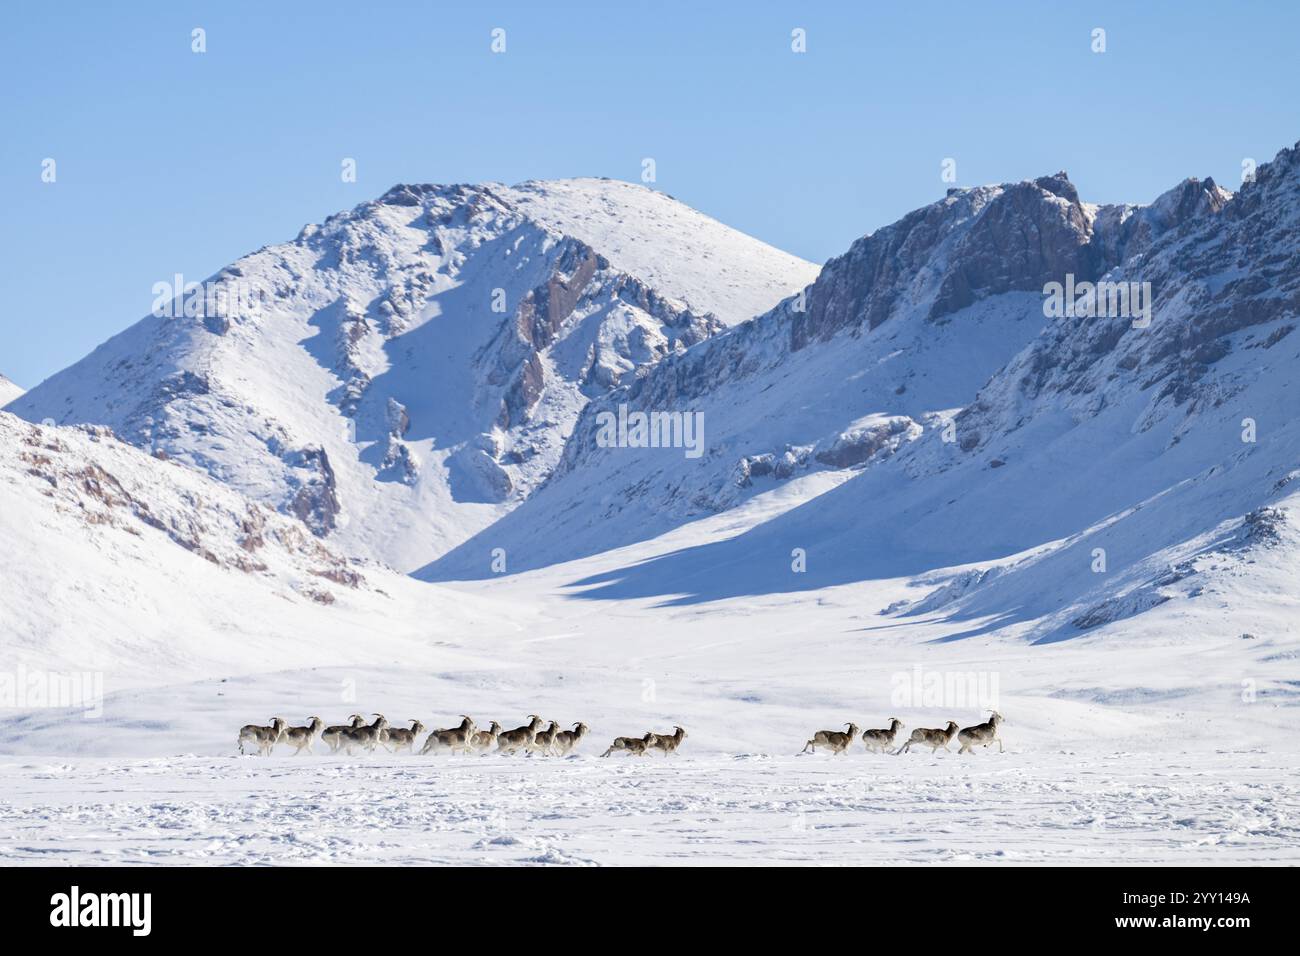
xmin=4 ymin=752 xmax=1293 ymax=865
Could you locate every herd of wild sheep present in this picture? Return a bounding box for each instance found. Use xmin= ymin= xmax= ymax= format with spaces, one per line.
xmin=236 ymin=713 xmax=687 ymax=758
xmin=237 ymin=711 xmax=1005 ymax=758
xmin=803 ymin=712 xmax=1005 ymax=755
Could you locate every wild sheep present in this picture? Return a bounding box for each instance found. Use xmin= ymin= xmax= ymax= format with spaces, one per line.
xmin=273 ymin=716 xmax=324 ymax=755
xmin=237 ymin=717 xmax=285 ymax=756
xmin=801 ymin=723 xmax=859 ymax=755
xmin=600 ymin=733 xmax=654 ymax=757
xmin=381 ymin=719 xmax=427 ymax=754
xmin=957 ymin=712 xmax=1005 ymax=754
xmin=469 ymin=721 xmax=503 ymax=752
xmin=896 ymin=721 xmax=960 ymax=755
xmin=861 ymin=718 xmax=904 ymax=754
xmin=646 ymin=726 xmax=687 ymax=755
xmin=419 ymin=715 xmax=476 ymax=755
xmin=527 ymin=720 xmax=560 ymax=755
xmin=496 ymin=715 xmax=545 ymax=754
xmin=321 ymin=714 xmax=366 ymax=754
xmin=340 ymin=714 xmax=389 ymax=755
xmin=551 ymin=722 xmax=589 ymax=756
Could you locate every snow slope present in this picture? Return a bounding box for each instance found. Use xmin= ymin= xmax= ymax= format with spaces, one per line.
xmin=505 ymin=179 xmax=818 ymax=324
xmin=0 ymin=411 xmax=518 ymax=683
xmin=0 ymin=374 xmax=22 ymax=407
xmin=9 ymin=180 xmax=818 ymax=573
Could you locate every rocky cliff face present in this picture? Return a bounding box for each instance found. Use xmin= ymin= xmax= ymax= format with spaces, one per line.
xmin=0 ymin=411 xmax=365 ymax=601
xmin=1089 ymin=176 xmax=1231 ymax=269
xmin=792 ymin=172 xmax=1231 ymax=354
xmin=788 ymin=174 xmax=1094 ymax=353
xmin=947 ymin=149 xmax=1295 ymax=463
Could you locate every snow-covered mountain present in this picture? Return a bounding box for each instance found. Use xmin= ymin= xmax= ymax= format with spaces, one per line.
xmin=424 ymin=141 xmax=1300 ymax=652
xmin=9 ymin=179 xmax=818 ymax=571
xmin=425 ymin=169 xmax=1233 ymax=579
xmin=10 ymin=144 xmax=1297 ymax=655
xmin=0 ymin=374 xmax=23 ymax=407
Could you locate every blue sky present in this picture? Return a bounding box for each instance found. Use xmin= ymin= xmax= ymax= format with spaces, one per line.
xmin=2 ymin=0 xmax=1297 ymax=387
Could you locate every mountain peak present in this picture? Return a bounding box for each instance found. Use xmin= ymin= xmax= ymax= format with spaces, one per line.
xmin=349 ymin=177 xmax=817 ymax=327
xmin=788 ymin=169 xmax=1095 ymax=350
xmin=0 ymin=373 xmax=23 ymax=407
xmin=1032 ymin=170 xmax=1079 ymax=203
xmin=1147 ymin=175 xmax=1232 ymax=225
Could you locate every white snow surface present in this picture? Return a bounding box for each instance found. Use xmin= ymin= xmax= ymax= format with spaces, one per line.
xmin=0 ymin=374 xmax=22 ymax=407
xmin=3 ymin=752 xmax=1293 ymax=865
xmin=502 ymin=178 xmax=820 ymax=325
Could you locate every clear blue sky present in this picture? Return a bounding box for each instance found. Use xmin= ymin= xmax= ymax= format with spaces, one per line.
xmin=2 ymin=1 xmax=1297 ymax=387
